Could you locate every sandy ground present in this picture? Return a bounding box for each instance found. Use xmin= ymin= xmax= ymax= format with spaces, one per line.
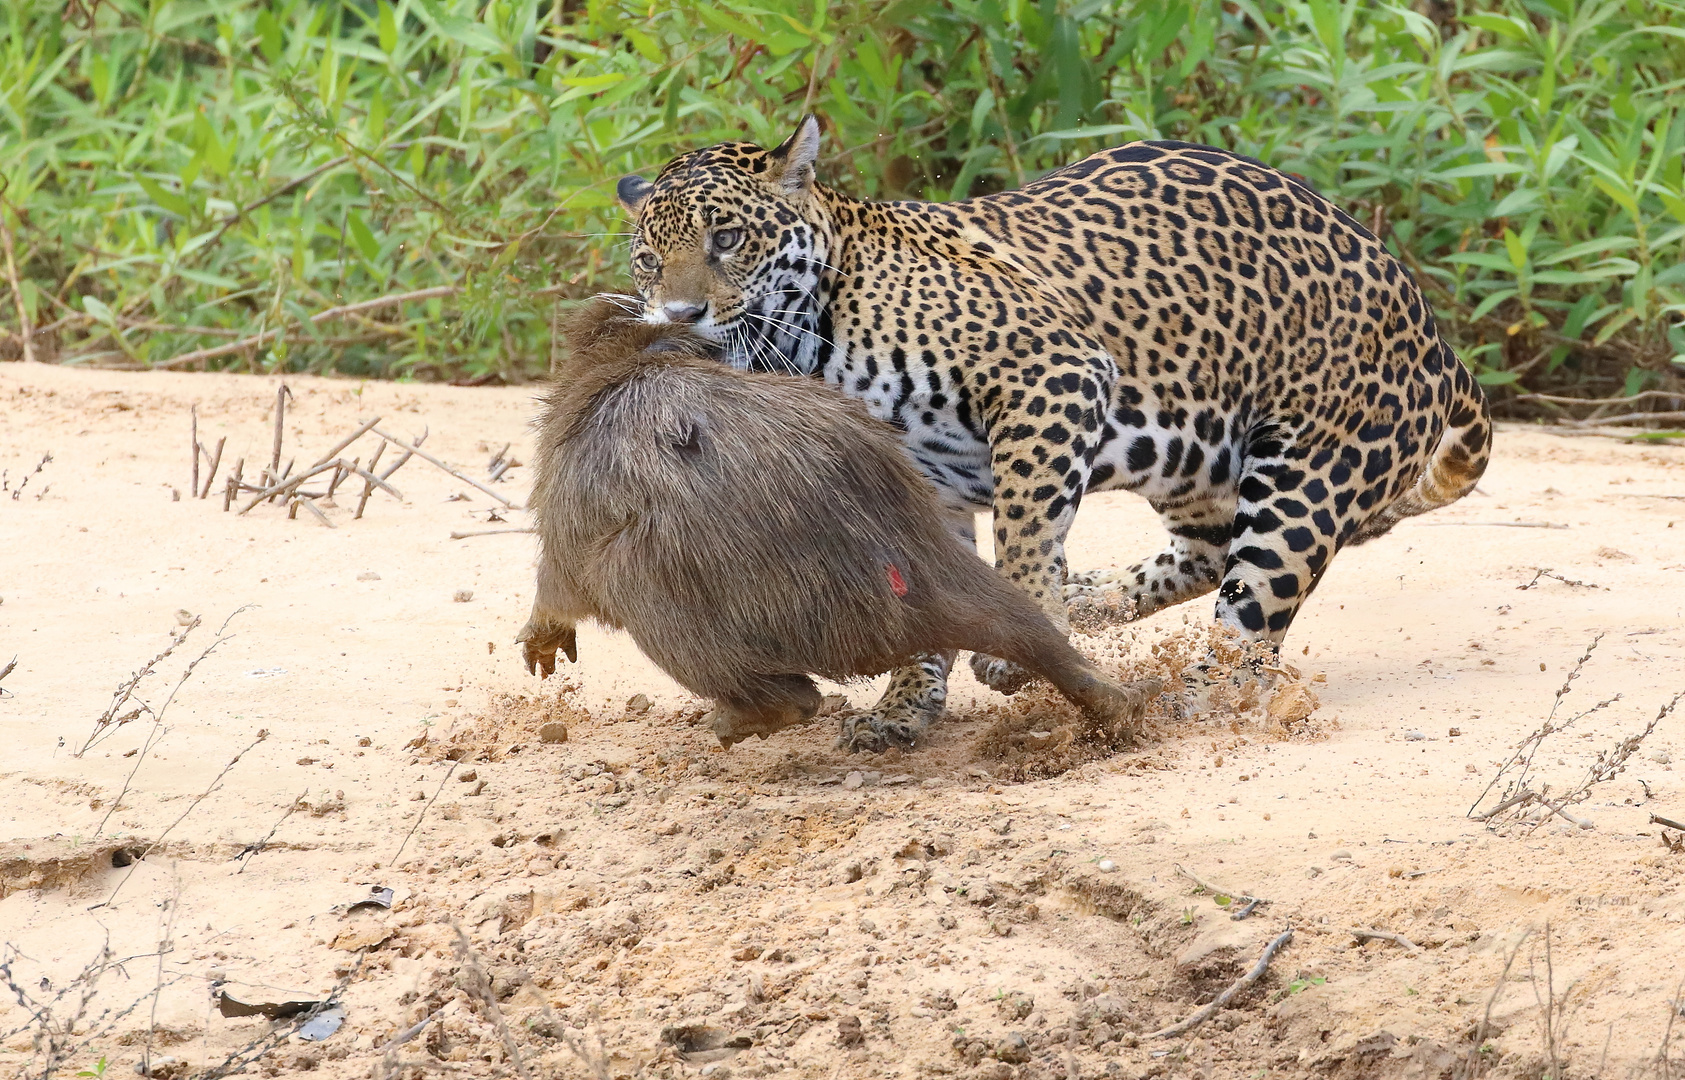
xmin=2 ymin=359 xmax=1684 ymax=1080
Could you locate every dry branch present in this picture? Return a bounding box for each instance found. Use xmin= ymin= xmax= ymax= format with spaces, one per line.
xmin=1347 ymin=926 xmax=1422 ymax=955
xmin=1174 ymin=862 xmax=1263 ymax=906
xmin=449 ymin=527 xmax=535 ymax=540
xmin=200 ymin=436 xmax=225 ymax=499
xmin=372 ymin=427 xmax=516 ymax=508
xmin=0 ymin=207 xmax=33 ymax=365
xmin=101 ymin=729 xmax=269 ymax=908
xmin=154 ymin=286 xmax=460 ymax=369
xmin=1146 ymin=927 xmax=1293 ymax=1039
xmin=78 ymin=618 xmax=200 ymax=758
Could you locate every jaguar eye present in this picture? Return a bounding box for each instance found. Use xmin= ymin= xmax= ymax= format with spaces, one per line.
xmin=711 ymin=227 xmax=743 ymax=254
xmin=633 ymin=251 xmax=661 ymax=274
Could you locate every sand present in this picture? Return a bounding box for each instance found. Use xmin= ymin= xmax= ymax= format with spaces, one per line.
xmin=1 ymin=358 xmax=1683 ymax=1080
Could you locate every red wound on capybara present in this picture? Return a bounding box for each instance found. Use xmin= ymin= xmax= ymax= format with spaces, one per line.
xmin=887 ymin=564 xmax=908 ymax=598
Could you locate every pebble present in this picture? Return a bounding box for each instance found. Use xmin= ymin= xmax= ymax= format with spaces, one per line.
xmin=625 ymin=693 xmax=652 ymax=715
xmin=1331 ymin=849 xmax=1353 ymax=861
xmin=842 ymin=771 xmax=865 ymax=790
xmin=453 ymin=589 xmax=473 ymax=602
xmin=357 ymin=571 xmax=381 ymax=581
xmin=458 ymin=769 xmax=478 ymax=783
xmin=1404 ymin=730 xmax=1427 ymax=741
xmin=538 ymin=721 xmax=568 ymax=744
xmin=1097 ymin=859 xmax=1118 ymax=873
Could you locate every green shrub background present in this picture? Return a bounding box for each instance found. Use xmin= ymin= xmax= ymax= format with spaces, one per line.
xmin=3 ymin=0 xmax=1684 ymax=409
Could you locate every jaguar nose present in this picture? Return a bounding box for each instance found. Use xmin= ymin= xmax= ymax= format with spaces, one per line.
xmin=661 ymin=301 xmax=708 ymax=324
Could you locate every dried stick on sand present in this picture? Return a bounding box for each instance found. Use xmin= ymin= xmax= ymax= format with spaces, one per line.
xmin=1175 ymin=862 xmax=1263 ymax=905
xmin=450 ymin=527 xmax=535 ymax=540
xmin=1146 ymin=928 xmax=1294 ymax=1039
xmin=372 ymin=426 xmax=516 ymax=508
xmin=200 ymin=437 xmax=225 ymax=499
xmin=391 ymin=760 xmax=459 ymax=867
xmin=308 ymin=416 xmax=381 ymax=472
xmin=191 ymin=406 xmax=199 ymax=497
xmin=268 ymin=384 xmax=291 ymax=482
xmin=237 ymin=459 xmax=341 ymax=514
xmin=353 ymin=442 xmax=385 ymax=520
xmin=293 ymin=495 xmax=335 ymax=528
xmin=1346 ymin=926 xmax=1423 ymax=955
xmin=223 ymin=457 xmax=244 ymax=511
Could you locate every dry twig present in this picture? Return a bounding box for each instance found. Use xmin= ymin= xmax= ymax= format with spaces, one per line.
xmin=93 ymin=607 xmax=249 ymax=835
xmin=155 ymin=286 xmax=460 ymax=369
xmin=1145 ymin=927 xmax=1293 ymax=1039
xmin=1174 ymin=862 xmax=1264 ymax=907
xmin=1347 ymin=926 xmax=1422 ymax=955
xmin=100 ymin=729 xmax=270 ymax=908
xmin=391 ymin=760 xmax=459 ymax=866
xmin=450 ymin=923 xmax=532 ymax=1080
xmin=372 ymin=427 xmax=516 ymax=508
xmin=449 ymin=527 xmax=535 ymax=540
xmin=78 ymin=617 xmax=200 ymax=758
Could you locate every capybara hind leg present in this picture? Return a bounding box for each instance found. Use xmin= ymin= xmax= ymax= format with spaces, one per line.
xmin=969 ymin=619 xmax=1164 ymax=740
xmin=837 ymin=652 xmax=953 ymax=753
xmin=712 ymin=675 xmax=823 ymax=749
xmin=1064 ymin=676 xmax=1164 ymax=741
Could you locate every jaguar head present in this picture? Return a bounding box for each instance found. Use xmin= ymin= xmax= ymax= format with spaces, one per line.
xmin=617 ymin=116 xmax=833 ymax=373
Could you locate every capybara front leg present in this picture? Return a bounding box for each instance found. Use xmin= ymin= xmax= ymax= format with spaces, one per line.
xmin=516 ymin=609 xmax=578 ymax=678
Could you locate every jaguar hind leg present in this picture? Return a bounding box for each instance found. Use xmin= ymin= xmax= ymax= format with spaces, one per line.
xmin=1063 ymin=497 xmax=1232 ymax=622
xmin=836 ymin=652 xmax=953 ymax=752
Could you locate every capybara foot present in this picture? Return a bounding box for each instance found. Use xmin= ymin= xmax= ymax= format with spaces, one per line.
xmin=1075 ymin=677 xmax=1165 ymax=742
xmin=969 ymin=652 xmax=1035 ymax=695
xmin=516 ymin=618 xmax=577 ymax=678
xmin=836 ymin=656 xmax=949 ymax=752
xmin=712 ymin=701 xmax=818 ymax=749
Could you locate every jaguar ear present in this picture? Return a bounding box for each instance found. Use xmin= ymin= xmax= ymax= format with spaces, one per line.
xmin=617 ymin=175 xmax=653 ymax=214
xmin=769 ymin=115 xmax=821 ymax=195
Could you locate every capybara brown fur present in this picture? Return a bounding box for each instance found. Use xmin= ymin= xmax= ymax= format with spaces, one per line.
xmin=518 ymin=295 xmax=1162 ymax=748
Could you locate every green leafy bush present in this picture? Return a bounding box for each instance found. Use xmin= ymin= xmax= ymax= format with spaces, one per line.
xmin=2 ymin=0 xmax=1682 ymax=407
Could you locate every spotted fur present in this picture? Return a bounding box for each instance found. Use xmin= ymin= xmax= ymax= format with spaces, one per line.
xmin=617 ymin=118 xmax=1492 ymax=751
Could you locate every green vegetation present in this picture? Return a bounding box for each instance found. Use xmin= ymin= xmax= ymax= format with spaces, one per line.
xmin=2 ymin=0 xmax=1683 ymax=410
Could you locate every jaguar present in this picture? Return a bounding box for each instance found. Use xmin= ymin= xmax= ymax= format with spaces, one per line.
xmin=613 ymin=117 xmax=1492 ymax=752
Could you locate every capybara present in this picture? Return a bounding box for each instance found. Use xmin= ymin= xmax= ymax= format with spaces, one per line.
xmin=517 ymin=295 xmax=1162 ymax=748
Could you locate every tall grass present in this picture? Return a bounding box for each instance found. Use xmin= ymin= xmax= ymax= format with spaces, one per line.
xmin=2 ymin=0 xmax=1683 ymax=408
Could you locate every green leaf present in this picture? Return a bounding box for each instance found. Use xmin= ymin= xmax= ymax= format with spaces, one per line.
xmin=1476 ymin=370 xmax=1521 ymax=385
xmin=1502 ymin=227 xmax=1527 ymax=271
xmin=1536 ymin=237 xmax=1638 ymax=265
xmin=1434 ymin=163 xmax=1524 ymax=180
xmin=1470 ymin=288 xmax=1518 ymax=320
xmin=348 ymin=211 xmax=381 ymax=263
xmin=377 ymin=1 xmax=397 ymax=54
xmin=256 ymin=9 xmax=283 ymax=65
xmin=137 ymin=175 xmax=192 ymax=217
xmin=81 ymin=295 xmax=117 ymax=327
xmin=1490 ymin=188 xmax=1539 ymax=218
